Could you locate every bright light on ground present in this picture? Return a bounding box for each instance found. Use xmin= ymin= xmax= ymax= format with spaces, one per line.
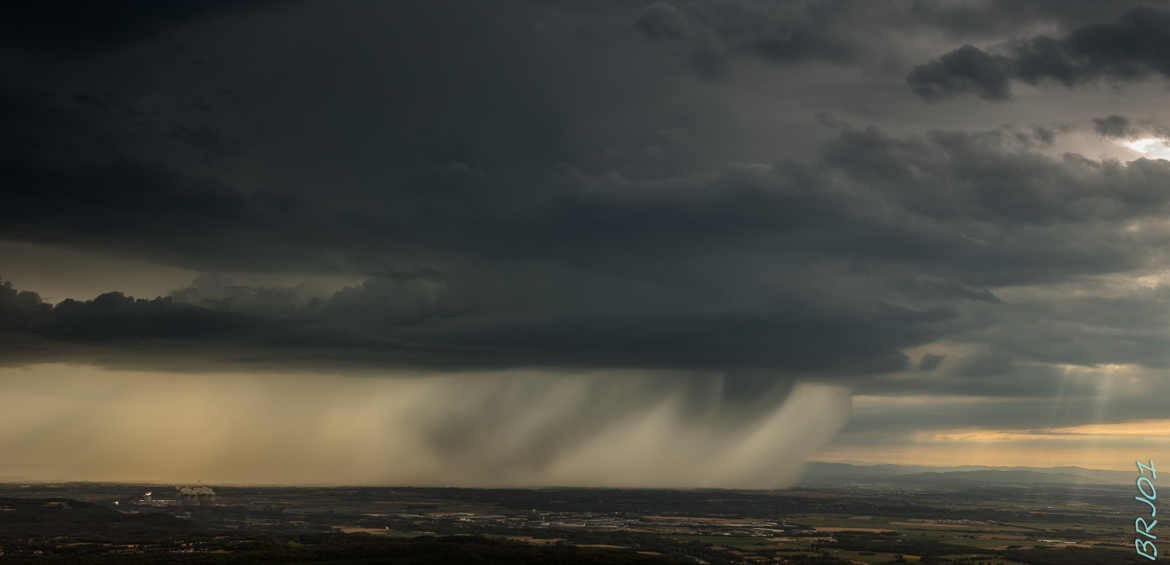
xmin=1121 ymin=137 xmax=1170 ymax=160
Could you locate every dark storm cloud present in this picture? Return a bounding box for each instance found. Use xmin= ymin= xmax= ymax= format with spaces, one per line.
xmin=9 ymin=1 xmax=1167 ymax=281
xmin=891 ymin=0 xmax=1160 ymax=36
xmin=9 ymin=114 xmax=1170 ymax=376
xmin=3 ymin=159 xmax=250 ymax=236
xmin=6 ymin=0 xmax=1170 ymax=421
xmin=906 ymin=45 xmax=1014 ymax=101
xmin=858 ymin=351 xmax=1091 ymax=398
xmin=0 ymin=155 xmax=344 ymax=272
xmin=838 ymin=283 xmax=1170 ymax=401
xmin=1093 ymin=115 xmax=1134 ymax=138
xmin=1092 ymin=114 xmax=1170 ymax=139
xmin=0 ymin=0 xmax=283 ymax=55
xmin=808 ymin=128 xmax=1170 ymax=287
xmin=909 ymin=5 xmax=1170 ymax=100
xmin=0 ymin=280 xmax=249 ymax=368
xmin=636 ymin=0 xmax=1158 ymax=80
xmin=964 ymin=286 xmax=1170 ymax=369
xmin=917 ymin=353 xmax=945 ymax=372
xmin=635 ymin=0 xmax=858 ymax=79
xmin=0 ymin=268 xmax=940 ymax=376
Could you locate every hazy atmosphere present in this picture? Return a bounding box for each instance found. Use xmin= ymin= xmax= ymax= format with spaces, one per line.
xmin=5 ymin=0 xmax=1170 ymax=486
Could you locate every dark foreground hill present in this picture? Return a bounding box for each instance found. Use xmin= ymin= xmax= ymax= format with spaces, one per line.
xmin=0 ymin=497 xmax=679 ymax=564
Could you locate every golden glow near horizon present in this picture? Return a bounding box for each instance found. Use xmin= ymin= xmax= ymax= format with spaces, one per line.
xmin=823 ymin=355 xmax=1170 ymax=471
xmin=3 ymin=361 xmax=1166 ymax=482
xmin=9 ymin=350 xmax=1162 ymax=477
xmin=817 ymin=418 xmax=1170 ymax=471
xmin=0 ymin=364 xmax=849 ymax=487
xmin=814 ymin=443 xmax=1160 ymax=471
xmin=919 ymin=420 xmax=1170 ymax=442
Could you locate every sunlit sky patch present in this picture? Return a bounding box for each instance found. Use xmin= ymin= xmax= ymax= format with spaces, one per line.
xmin=1120 ymin=137 xmax=1170 ymax=160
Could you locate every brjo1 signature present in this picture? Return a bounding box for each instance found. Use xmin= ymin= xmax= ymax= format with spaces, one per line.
xmin=1136 ymin=459 xmax=1157 ymax=561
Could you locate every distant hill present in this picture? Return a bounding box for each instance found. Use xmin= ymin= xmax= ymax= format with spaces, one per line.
xmin=798 ymin=461 xmax=1133 ymax=487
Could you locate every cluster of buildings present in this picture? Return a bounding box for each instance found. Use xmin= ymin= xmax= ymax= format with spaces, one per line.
xmin=177 ymin=486 xmax=216 ymax=505
xmin=131 ymin=486 xmax=216 ymax=507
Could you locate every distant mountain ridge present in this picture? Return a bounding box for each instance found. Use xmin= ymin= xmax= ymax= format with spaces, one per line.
xmin=799 ymin=461 xmax=1134 ymax=487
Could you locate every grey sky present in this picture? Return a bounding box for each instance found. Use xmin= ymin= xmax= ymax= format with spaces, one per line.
xmin=3 ymin=1 xmax=1170 ymax=482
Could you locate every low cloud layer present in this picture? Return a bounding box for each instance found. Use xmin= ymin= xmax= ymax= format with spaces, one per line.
xmin=7 ymin=123 xmax=1170 ymax=379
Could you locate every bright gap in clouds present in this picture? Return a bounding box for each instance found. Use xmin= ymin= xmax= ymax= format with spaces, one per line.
xmin=1121 ymin=137 xmax=1170 ymax=160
